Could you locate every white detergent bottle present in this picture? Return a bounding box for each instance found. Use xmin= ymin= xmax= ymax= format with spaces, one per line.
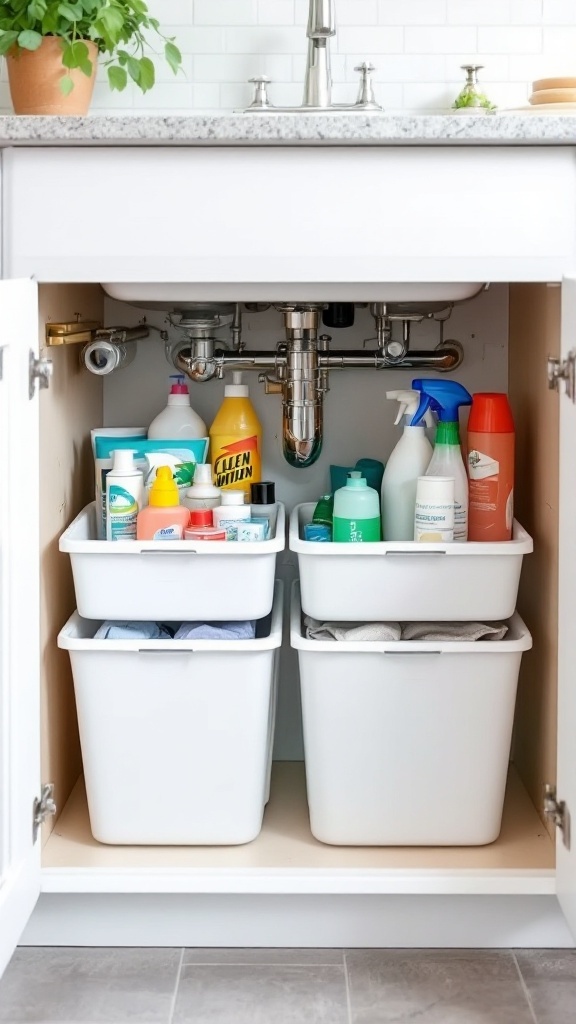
xmin=148 ymin=375 xmax=207 ymax=440
xmin=381 ymin=390 xmax=434 ymax=541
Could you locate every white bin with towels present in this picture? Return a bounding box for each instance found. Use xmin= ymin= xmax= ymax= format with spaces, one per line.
xmin=290 ymin=582 xmax=532 ymax=846
xmin=58 ymin=582 xmax=283 ymax=845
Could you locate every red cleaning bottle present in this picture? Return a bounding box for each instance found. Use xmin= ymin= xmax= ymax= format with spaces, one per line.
xmin=467 ymin=393 xmax=515 ymax=542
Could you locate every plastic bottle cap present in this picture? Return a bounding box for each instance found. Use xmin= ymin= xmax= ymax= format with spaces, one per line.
xmin=111 ymin=449 xmax=137 ymax=473
xmin=346 ymin=476 xmax=367 ymax=489
xmin=224 ymin=370 xmax=249 ymax=398
xmin=468 ymin=393 xmax=515 ymax=433
xmin=250 ymin=481 xmax=275 ymax=505
xmin=220 ymin=491 xmax=245 ymax=506
xmin=190 ymin=509 xmax=213 ymax=527
xmin=169 ymin=374 xmax=189 ymax=396
xmin=149 ymin=465 xmax=179 ymax=507
xmin=192 ymin=464 xmax=213 ymax=485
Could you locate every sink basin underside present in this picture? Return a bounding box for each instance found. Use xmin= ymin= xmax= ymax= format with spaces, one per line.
xmin=103 ymin=283 xmax=485 ymax=309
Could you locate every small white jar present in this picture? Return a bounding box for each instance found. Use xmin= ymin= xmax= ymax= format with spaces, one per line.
xmin=213 ymin=491 xmax=251 ymax=540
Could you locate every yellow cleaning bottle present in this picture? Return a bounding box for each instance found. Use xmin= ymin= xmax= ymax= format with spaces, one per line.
xmin=209 ymin=372 xmax=262 ymax=496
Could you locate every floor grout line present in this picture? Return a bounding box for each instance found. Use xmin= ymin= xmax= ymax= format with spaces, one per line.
xmin=167 ymin=946 xmax=185 ymax=1024
xmin=512 ymin=951 xmax=539 ymax=1024
xmin=343 ymin=951 xmax=354 ymax=1024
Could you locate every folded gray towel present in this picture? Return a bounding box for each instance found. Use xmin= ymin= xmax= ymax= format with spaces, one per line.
xmin=304 ymin=618 xmax=508 ymax=643
xmin=401 ymin=621 xmax=508 ymax=642
xmin=304 ymin=617 xmax=402 ymax=642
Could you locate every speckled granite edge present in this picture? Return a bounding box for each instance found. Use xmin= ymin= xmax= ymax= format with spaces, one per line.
xmin=0 ymin=112 xmax=576 ymax=145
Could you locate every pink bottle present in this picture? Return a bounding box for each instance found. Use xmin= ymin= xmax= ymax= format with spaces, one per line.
xmin=136 ymin=466 xmax=190 ymax=541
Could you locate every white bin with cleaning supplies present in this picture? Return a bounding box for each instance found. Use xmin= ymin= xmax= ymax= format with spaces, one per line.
xmin=57 ymin=582 xmax=283 ymax=845
xmin=290 ymin=503 xmax=533 ymax=621
xmin=290 ymin=582 xmax=532 ymax=846
xmin=60 ymin=501 xmax=285 ymax=621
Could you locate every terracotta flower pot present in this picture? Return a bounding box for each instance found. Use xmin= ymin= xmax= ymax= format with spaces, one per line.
xmin=7 ymin=36 xmax=98 ymax=115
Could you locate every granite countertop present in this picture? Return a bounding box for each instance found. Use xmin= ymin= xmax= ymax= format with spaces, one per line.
xmin=1 ymin=111 xmax=576 ymax=145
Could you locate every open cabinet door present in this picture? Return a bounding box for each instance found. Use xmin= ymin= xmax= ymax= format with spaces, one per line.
xmin=556 ymin=274 xmax=576 ymax=940
xmin=0 ymin=281 xmax=42 ymax=976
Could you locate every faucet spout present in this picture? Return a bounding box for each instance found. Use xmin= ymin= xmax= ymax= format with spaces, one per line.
xmin=307 ymin=0 xmax=336 ymax=38
xmin=303 ymin=0 xmax=335 ymax=107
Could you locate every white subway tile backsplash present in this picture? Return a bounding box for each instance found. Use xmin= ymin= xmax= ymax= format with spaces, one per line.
xmin=542 ymin=25 xmax=576 ymax=55
xmin=337 ymin=0 xmax=378 ymax=25
xmin=379 ymin=1 xmax=446 ymax=25
xmin=195 ymin=53 xmax=292 ymax=81
xmin=337 ymin=27 xmax=404 ymax=53
xmin=6 ymin=0 xmax=576 ymax=114
xmin=194 ymin=0 xmax=258 ymax=26
xmin=405 ymin=26 xmax=477 ymax=53
xmin=447 ymin=1 xmax=511 ymax=26
xmin=478 ymin=26 xmax=542 ymax=53
xmin=509 ymin=0 xmax=542 ymax=24
xmin=343 ymin=54 xmax=447 ymax=83
xmin=258 ymin=0 xmax=295 ymax=24
xmin=542 ymin=0 xmax=576 ymax=23
xmin=225 ymin=26 xmax=304 ymax=52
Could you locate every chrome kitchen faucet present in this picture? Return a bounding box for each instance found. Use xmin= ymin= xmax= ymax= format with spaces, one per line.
xmin=245 ymin=0 xmax=382 ymax=113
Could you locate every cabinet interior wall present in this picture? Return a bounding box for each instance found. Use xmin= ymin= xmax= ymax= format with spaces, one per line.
xmin=38 ymin=282 xmax=559 ymax=859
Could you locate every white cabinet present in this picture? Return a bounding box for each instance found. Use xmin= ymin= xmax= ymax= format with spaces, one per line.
xmin=1 ymin=144 xmax=576 ymax=956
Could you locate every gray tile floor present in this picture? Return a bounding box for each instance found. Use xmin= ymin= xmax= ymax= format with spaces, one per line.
xmin=0 ymin=948 xmax=574 ymax=1023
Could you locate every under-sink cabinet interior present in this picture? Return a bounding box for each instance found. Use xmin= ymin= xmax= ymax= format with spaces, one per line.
xmin=37 ymin=281 xmax=560 ymax=888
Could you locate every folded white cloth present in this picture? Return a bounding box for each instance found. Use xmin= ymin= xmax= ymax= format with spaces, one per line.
xmin=401 ymin=621 xmax=508 ymax=642
xmin=304 ymin=617 xmax=402 ymax=642
xmin=94 ymin=621 xmax=173 ymax=640
xmin=174 ymin=621 xmax=256 ymax=640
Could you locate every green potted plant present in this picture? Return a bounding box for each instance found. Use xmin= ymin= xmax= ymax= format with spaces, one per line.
xmin=0 ymin=0 xmax=182 ymax=115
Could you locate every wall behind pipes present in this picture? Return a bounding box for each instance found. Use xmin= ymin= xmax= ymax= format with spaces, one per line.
xmin=104 ymin=286 xmax=508 ymax=759
xmin=3 ymin=1 xmax=573 ymax=114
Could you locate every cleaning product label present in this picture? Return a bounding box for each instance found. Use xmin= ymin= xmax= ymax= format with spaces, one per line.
xmin=108 ymin=486 xmax=139 ymax=541
xmin=212 ymin=436 xmax=261 ymax=490
xmin=152 ymin=524 xmax=185 ymax=541
xmin=218 ymin=517 xmax=247 ymax=540
xmin=333 ymin=516 xmax=381 ymax=543
xmin=468 ymin=449 xmax=500 ymax=516
xmin=414 ymin=502 xmax=455 ymax=542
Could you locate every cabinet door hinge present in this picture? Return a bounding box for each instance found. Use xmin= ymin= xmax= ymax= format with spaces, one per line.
xmin=33 ymin=783 xmax=56 ymax=842
xmin=544 ymin=784 xmax=571 ymax=849
xmin=29 ymin=350 xmax=53 ymax=399
xmin=548 ymin=350 xmax=576 ymax=402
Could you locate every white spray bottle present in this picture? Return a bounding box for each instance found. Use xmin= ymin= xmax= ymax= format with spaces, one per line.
xmin=381 ymin=390 xmax=434 ymax=541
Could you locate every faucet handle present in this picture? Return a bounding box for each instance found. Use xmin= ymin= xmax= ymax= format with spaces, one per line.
xmin=248 ymin=75 xmax=273 ymax=109
xmin=354 ymin=62 xmax=383 ymax=111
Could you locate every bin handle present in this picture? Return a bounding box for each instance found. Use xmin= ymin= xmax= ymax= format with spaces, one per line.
xmin=383 ymin=650 xmax=443 ymax=656
xmin=384 ymin=550 xmax=447 ymax=557
xmin=137 ymin=648 xmax=194 ymax=654
xmin=141 ymin=548 xmax=198 ymax=555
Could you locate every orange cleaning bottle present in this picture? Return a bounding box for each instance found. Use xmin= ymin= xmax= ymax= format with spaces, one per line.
xmin=210 ymin=373 xmax=262 ymax=497
xmin=467 ymin=393 xmax=515 ymax=542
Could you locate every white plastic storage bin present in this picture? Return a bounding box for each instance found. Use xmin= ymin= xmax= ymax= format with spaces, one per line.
xmin=290 ymin=503 xmax=533 ymax=622
xmin=57 ymin=582 xmax=283 ymax=845
xmin=290 ymin=582 xmax=532 ymax=846
xmin=60 ymin=502 xmax=285 ymax=621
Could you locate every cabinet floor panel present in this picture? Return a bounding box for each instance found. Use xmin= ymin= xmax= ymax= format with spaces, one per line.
xmin=41 ymin=762 xmax=555 ymax=896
